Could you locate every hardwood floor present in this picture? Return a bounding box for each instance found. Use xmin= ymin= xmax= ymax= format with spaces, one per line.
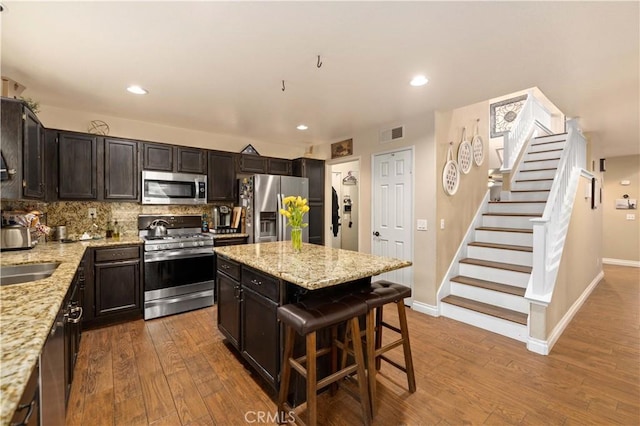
xmin=67 ymin=265 xmax=639 ymax=425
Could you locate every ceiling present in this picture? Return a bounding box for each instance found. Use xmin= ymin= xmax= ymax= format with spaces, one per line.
xmin=1 ymin=1 xmax=638 ymax=157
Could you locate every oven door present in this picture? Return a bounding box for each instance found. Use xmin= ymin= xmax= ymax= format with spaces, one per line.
xmin=144 ymin=249 xmax=215 ymax=300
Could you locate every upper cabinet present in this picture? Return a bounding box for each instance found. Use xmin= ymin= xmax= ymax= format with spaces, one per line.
xmin=0 ymin=98 xmax=45 ymax=200
xmin=104 ymin=138 xmax=138 ymax=200
xmin=208 ymin=150 xmax=238 ymax=202
xmin=267 ymin=158 xmax=292 ymax=176
xmin=57 ymin=131 xmax=99 ymax=200
xmin=143 ymin=142 xmax=207 ymax=174
xmin=238 ymin=154 xmax=267 ymax=174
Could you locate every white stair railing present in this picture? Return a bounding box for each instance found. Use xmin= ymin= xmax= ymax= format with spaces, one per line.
xmin=501 ymin=91 xmax=553 ymax=173
xmin=527 ymin=119 xmax=587 ymax=304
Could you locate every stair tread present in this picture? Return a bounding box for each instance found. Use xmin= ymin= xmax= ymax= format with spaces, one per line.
xmin=531 ymin=139 xmax=566 ymax=146
xmin=483 ymin=212 xmax=542 ymax=217
xmin=511 ymin=190 xmax=550 ymax=193
xmin=476 ymin=226 xmax=533 ymax=234
xmin=450 ymin=275 xmax=527 ymax=296
xmin=515 ymin=178 xmax=554 ymax=182
xmin=460 ymin=258 xmax=533 ymax=274
xmin=534 ymin=132 xmax=567 ymax=140
xmin=524 ymin=158 xmax=561 ymax=163
xmin=468 ymin=241 xmax=533 ymax=252
xmin=529 ymin=148 xmax=563 ymax=154
xmin=442 ymin=295 xmax=528 ymax=325
xmin=519 ymin=167 xmax=557 ymax=172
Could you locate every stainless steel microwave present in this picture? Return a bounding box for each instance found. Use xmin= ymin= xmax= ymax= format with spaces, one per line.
xmin=141 ymin=171 xmax=207 ymax=205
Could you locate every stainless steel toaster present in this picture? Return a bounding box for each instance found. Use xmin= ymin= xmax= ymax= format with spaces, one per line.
xmin=1 ymin=225 xmax=34 ymax=250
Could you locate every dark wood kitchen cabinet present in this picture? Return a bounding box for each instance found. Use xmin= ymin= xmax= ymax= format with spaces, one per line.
xmin=143 ymin=142 xmax=207 ymax=174
xmin=84 ymin=245 xmax=143 ymax=328
xmin=104 ymin=137 xmax=138 ymax=200
xmin=57 ymin=131 xmax=99 ymax=200
xmin=267 ymin=157 xmax=292 ymax=175
xmin=216 ymin=256 xmax=242 ymax=349
xmin=293 ymin=158 xmax=325 ymax=245
xmin=238 ymin=154 xmax=267 ymax=174
xmin=0 ymin=98 xmax=45 ymax=200
xmin=208 ymin=150 xmax=238 ymax=202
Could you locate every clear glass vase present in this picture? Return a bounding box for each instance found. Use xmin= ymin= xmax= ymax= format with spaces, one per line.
xmin=291 ymin=227 xmax=302 ymax=253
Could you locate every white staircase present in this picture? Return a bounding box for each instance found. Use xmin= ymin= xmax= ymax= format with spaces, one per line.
xmin=441 ymin=133 xmax=567 ymax=342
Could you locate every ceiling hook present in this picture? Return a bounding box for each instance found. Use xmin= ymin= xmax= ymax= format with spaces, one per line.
xmin=317 ymin=55 xmax=322 ymax=68
xmin=282 ymin=80 xmax=285 ymax=92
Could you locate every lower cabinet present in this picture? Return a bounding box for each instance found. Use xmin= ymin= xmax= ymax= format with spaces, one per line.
xmin=216 ymin=257 xmax=281 ymax=389
xmin=11 ymin=361 xmax=39 ymax=426
xmin=64 ymin=266 xmax=84 ymax=404
xmin=84 ymin=244 xmax=143 ymax=328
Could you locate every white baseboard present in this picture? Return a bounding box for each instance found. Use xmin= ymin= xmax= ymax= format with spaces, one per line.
xmin=530 ymin=269 xmax=604 ymax=355
xmin=411 ymin=300 xmax=439 ymax=317
xmin=602 ymin=258 xmax=640 ymax=268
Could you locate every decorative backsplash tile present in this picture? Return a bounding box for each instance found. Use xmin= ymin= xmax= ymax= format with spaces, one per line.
xmin=1 ymin=199 xmax=224 ymax=239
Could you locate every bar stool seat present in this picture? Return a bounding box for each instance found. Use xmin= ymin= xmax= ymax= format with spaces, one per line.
xmin=277 ymin=293 xmax=371 ymax=426
xmin=352 ymin=280 xmax=416 ymax=416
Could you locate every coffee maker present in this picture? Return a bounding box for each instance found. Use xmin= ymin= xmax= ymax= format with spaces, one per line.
xmin=212 ymin=205 xmax=232 ymax=231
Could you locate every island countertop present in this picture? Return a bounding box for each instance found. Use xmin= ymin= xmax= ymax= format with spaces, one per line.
xmin=0 ymin=237 xmax=142 ymax=426
xmin=213 ymin=241 xmax=412 ymax=290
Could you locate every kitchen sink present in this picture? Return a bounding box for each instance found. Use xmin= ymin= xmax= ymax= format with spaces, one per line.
xmin=0 ymin=262 xmax=61 ymax=286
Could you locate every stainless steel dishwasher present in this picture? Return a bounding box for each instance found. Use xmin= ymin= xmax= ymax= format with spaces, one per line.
xmin=40 ymin=304 xmax=66 ymax=425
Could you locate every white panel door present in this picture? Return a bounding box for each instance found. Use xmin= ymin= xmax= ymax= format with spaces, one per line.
xmin=372 ymin=149 xmax=413 ymax=299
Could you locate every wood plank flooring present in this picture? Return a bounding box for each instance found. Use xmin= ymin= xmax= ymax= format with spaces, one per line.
xmin=66 ymin=264 xmax=639 ymax=425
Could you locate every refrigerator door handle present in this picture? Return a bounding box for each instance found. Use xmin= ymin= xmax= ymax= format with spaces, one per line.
xmin=277 ymin=193 xmax=284 ymax=241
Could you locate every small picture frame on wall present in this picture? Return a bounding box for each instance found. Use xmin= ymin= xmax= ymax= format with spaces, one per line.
xmin=591 ymin=177 xmax=597 ymax=209
xmin=331 ymin=139 xmax=353 ymax=159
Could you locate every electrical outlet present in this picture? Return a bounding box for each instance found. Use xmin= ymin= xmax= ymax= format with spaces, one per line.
xmin=440 ymin=219 xmax=445 ymax=230
xmin=88 ymin=208 xmax=97 ymax=219
xmin=417 ymin=219 xmax=427 ymax=231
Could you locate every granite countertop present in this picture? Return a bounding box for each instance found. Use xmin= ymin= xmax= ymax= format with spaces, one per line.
xmin=211 ymin=232 xmax=249 ymax=239
xmin=0 ymin=236 xmax=142 ymax=426
xmin=213 ymin=241 xmax=412 ymax=290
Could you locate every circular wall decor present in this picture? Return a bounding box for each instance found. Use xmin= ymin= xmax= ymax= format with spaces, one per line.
xmin=457 ymin=141 xmax=472 ymax=174
xmin=442 ymin=144 xmax=460 ymax=195
xmin=88 ymin=120 xmax=110 ymax=135
xmin=472 ymin=134 xmax=484 ymax=166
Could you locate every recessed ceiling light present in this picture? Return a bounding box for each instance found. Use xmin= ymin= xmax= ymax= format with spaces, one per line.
xmin=410 ymin=75 xmax=428 ymax=87
xmin=297 ymin=124 xmax=308 ymax=130
xmin=127 ymin=85 xmax=148 ymax=95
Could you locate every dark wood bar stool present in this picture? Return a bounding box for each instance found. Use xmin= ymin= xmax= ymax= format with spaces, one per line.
xmin=277 ymin=293 xmax=371 ymax=426
xmin=354 ymin=280 xmax=416 ymax=416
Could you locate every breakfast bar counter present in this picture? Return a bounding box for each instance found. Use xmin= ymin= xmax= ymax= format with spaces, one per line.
xmin=213 ymin=241 xmax=411 ymax=391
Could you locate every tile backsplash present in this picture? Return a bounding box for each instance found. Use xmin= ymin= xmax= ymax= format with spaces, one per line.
xmin=1 ymin=199 xmax=220 ymax=239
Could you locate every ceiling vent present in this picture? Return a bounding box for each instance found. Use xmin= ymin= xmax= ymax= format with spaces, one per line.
xmin=379 ymin=126 xmax=404 ymax=144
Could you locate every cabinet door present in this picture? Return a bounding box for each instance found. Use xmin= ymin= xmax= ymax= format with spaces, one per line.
xmin=208 ymin=150 xmax=237 ymax=202
xmin=307 ymin=200 xmax=324 ymax=245
xmin=0 ymin=99 xmax=23 ymax=200
xmin=22 ymin=108 xmax=45 ymax=199
xmin=104 ymin=138 xmax=138 ymax=200
xmin=142 ymin=142 xmax=173 ymax=171
xmin=217 ymin=272 xmax=241 ymax=349
xmin=293 ymin=158 xmax=325 ymax=245
xmin=94 ymin=259 xmax=141 ymax=317
xmin=239 ymin=155 xmax=267 ymax=174
xmin=58 ymin=132 xmax=98 ymax=199
xmin=242 ymin=286 xmax=279 ymax=387
xmin=267 ymin=158 xmax=291 ymax=176
xmin=177 ymin=147 xmax=206 ymax=174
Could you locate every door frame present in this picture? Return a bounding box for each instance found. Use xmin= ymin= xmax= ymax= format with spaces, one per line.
xmin=326 ymin=157 xmax=361 ymax=249
xmin=371 ymin=146 xmax=415 ymax=305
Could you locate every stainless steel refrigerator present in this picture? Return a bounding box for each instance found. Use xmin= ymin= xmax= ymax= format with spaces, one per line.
xmin=239 ymin=174 xmax=309 ymax=244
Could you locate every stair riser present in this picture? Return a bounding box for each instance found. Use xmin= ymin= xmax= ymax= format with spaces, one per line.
xmin=529 ymin=141 xmax=566 ymax=153
xmin=482 ymin=215 xmax=535 ymax=229
xmin=521 ymin=159 xmax=560 ymax=170
xmin=488 ymin=202 xmax=545 ymax=214
xmin=440 ymin=303 xmax=528 ymax=342
xmin=516 ymin=169 xmax=557 ymax=180
xmin=533 ymin=134 xmax=567 ymax=144
xmin=450 ymin=282 xmax=529 ymax=313
xmin=511 ymin=180 xmax=553 ymax=191
xmin=509 ymin=191 xmax=550 ymax=201
xmin=459 ymin=263 xmax=530 ymax=287
xmin=467 ymin=245 xmax=533 ymax=267
xmin=526 ymin=150 xmax=563 ymax=162
xmin=475 ymin=230 xmax=533 ymax=246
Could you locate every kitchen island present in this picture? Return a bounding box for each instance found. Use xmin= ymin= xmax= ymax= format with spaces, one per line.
xmin=213 ymin=241 xmax=411 ymax=390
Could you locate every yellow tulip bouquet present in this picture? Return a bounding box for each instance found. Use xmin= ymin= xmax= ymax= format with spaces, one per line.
xmin=279 ymin=196 xmax=310 ymax=251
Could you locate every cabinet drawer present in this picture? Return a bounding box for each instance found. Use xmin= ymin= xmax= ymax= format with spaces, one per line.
xmin=217 ymin=256 xmax=240 ymax=281
xmin=242 ymin=266 xmax=279 ymax=302
xmin=94 ymin=246 xmax=140 ymax=263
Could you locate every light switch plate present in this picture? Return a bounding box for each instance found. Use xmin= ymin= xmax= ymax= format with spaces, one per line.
xmin=440 ymin=219 xmax=445 ymax=230
xmin=417 ymin=219 xmax=427 ymax=231
xmin=626 ymin=214 xmax=636 ymax=220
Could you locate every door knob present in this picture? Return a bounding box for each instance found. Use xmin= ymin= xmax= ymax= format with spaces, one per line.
xmin=373 ymin=231 xmax=380 ymax=237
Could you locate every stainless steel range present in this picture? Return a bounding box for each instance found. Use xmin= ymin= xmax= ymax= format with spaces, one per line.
xmin=138 ymin=214 xmax=214 ymax=320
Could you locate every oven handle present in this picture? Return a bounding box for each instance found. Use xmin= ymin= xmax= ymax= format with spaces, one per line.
xmin=144 ymin=249 xmax=214 ymax=263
